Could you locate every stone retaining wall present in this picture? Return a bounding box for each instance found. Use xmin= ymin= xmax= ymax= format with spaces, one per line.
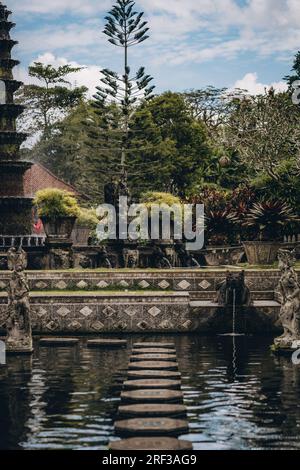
xmin=0 ymin=269 xmax=282 ymax=296
xmin=0 ymin=269 xmax=283 ymax=334
xmin=0 ymin=292 xmax=192 ymax=334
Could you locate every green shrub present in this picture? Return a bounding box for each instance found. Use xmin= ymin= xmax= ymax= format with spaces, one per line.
xmin=205 ymin=209 xmax=238 ymax=246
xmin=34 ymin=188 xmax=80 ymax=219
xmin=77 ymin=208 xmax=99 ymax=229
xmin=243 ymin=200 xmax=298 ymax=241
xmin=140 ymin=191 xmax=182 ymax=208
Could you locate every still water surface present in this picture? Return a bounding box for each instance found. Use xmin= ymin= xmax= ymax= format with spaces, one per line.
xmin=0 ymin=335 xmax=299 ymax=450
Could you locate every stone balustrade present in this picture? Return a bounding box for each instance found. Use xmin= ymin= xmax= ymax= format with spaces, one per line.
xmin=0 ymin=235 xmax=46 ymax=248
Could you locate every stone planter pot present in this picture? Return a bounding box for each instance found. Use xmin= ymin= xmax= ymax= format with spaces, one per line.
xmin=71 ymin=226 xmax=91 ymax=246
xmin=203 ymin=246 xmax=245 ymax=266
xmin=41 ymin=216 xmax=77 ymax=244
xmin=243 ymin=241 xmax=280 ymax=265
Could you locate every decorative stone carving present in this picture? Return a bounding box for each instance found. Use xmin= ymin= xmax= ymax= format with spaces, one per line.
xmin=99 ymin=246 xmax=112 ymax=269
xmin=104 ymin=179 xmax=118 ymax=206
xmin=175 ymin=241 xmax=200 ymax=268
xmin=273 ymin=250 xmax=300 ymax=351
xmin=153 ymin=245 xmax=172 ymax=269
xmin=77 ymin=254 xmax=93 ymax=269
xmin=50 ymin=248 xmax=73 ymax=270
xmin=177 ymin=280 xmax=191 ymax=290
xmin=123 ymin=249 xmax=139 ymax=268
xmin=5 ymin=247 xmax=33 ymax=353
xmin=216 ymin=271 xmax=251 ymax=306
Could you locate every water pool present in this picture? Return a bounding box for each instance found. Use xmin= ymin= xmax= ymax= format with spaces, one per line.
xmin=0 ymin=335 xmax=299 ymax=450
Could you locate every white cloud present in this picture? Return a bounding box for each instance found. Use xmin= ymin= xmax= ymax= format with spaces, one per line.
xmin=15 ymin=23 xmax=101 ymax=55
xmin=8 ymin=0 xmax=300 ymax=80
xmin=232 ymin=72 xmax=288 ymax=95
xmin=9 ymin=0 xmax=111 ymax=15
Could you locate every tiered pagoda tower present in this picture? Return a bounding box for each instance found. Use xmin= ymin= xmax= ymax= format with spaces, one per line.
xmin=0 ymin=1 xmax=32 ymax=235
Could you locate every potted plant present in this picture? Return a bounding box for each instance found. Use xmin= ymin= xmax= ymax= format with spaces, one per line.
xmin=189 ymin=186 xmax=246 ymax=266
xmin=203 ymin=209 xmax=243 ymax=265
xmin=242 ymin=201 xmax=298 ymax=265
xmin=72 ymin=208 xmax=99 ymax=246
xmin=34 ymin=188 xmax=80 ymax=243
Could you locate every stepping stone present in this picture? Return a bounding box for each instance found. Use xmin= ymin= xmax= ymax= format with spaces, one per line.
xmin=109 ymin=437 xmax=193 ymax=451
xmin=130 ymin=354 xmax=177 ymax=362
xmin=127 ymin=370 xmax=181 ymax=379
xmin=121 ymin=389 xmax=183 ymax=403
xmin=123 ymin=379 xmax=181 ymax=390
xmin=39 ymin=338 xmax=79 ymax=346
xmin=133 ymin=342 xmax=175 ymax=349
xmin=87 ymin=339 xmax=127 ymax=348
xmin=118 ymin=403 xmax=187 ymax=418
xmin=132 ymin=348 xmax=176 ymax=354
xmin=115 ymin=417 xmax=189 ymax=436
xmin=128 ymin=361 xmax=178 ymax=371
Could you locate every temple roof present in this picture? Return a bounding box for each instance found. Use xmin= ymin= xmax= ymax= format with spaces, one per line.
xmin=24 ymin=163 xmax=90 ymax=201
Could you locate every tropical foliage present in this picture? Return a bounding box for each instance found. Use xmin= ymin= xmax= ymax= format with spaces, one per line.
xmin=34 ymin=189 xmax=80 ymax=219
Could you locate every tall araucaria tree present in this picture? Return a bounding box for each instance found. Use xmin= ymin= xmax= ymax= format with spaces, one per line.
xmin=90 ymin=0 xmax=155 ymax=179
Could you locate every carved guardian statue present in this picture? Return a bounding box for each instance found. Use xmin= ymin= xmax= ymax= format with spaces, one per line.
xmin=274 ymin=249 xmax=300 ymax=351
xmin=5 ymin=247 xmax=33 ymax=353
xmin=216 ymin=271 xmax=251 ymax=306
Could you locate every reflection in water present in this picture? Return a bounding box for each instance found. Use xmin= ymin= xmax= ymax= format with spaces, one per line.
xmin=0 ymin=335 xmax=300 ymax=450
xmin=176 ymin=335 xmax=300 ymax=450
xmin=0 ymin=355 xmax=33 ymax=449
xmin=0 ymin=340 xmax=130 ymax=450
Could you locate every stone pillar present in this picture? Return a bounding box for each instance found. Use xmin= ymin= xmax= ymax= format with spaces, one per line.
xmin=0 ymin=2 xmax=33 ymax=236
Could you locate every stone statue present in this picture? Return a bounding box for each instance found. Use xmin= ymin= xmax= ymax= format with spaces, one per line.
xmin=175 ymin=241 xmax=200 ymax=268
xmin=274 ymin=249 xmax=300 ymax=350
xmin=7 ymin=246 xmax=27 ymax=271
xmin=123 ymin=249 xmax=139 ymax=269
xmin=50 ymin=248 xmax=73 ymax=270
xmin=153 ymin=245 xmax=172 ymax=269
xmin=118 ymin=170 xmax=130 ymax=199
xmin=104 ymin=179 xmax=118 ymax=206
xmin=216 ymin=271 xmax=251 ymax=306
xmin=99 ymin=246 xmax=112 ymax=269
xmin=5 ymin=247 xmax=33 ymax=353
xmin=104 ymin=172 xmax=130 ymax=207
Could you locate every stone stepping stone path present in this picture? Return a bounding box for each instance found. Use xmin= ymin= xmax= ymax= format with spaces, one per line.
xmin=87 ymin=339 xmax=127 ymax=348
xmin=127 ymin=369 xmax=181 ymax=379
xmin=133 ymin=342 xmax=175 ymax=349
xmin=109 ymin=341 xmax=191 ymax=450
xmin=121 ymin=389 xmax=184 ymax=403
xmin=130 ymin=354 xmax=177 ymax=362
xmin=115 ymin=417 xmax=189 ymax=437
xmin=123 ymin=378 xmax=181 ymax=390
xmin=109 ymin=437 xmax=193 ymax=451
xmin=128 ymin=361 xmax=179 ymax=371
xmin=118 ymin=403 xmax=187 ymax=418
xmin=132 ymin=348 xmax=176 ymax=354
xmin=39 ymin=338 xmax=79 ymax=346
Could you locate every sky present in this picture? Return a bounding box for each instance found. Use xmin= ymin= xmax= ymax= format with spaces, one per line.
xmin=7 ymin=0 xmax=300 ymax=96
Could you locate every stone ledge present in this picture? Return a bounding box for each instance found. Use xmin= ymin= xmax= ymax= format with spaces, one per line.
xmin=0 ymin=269 xmax=282 ymax=298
